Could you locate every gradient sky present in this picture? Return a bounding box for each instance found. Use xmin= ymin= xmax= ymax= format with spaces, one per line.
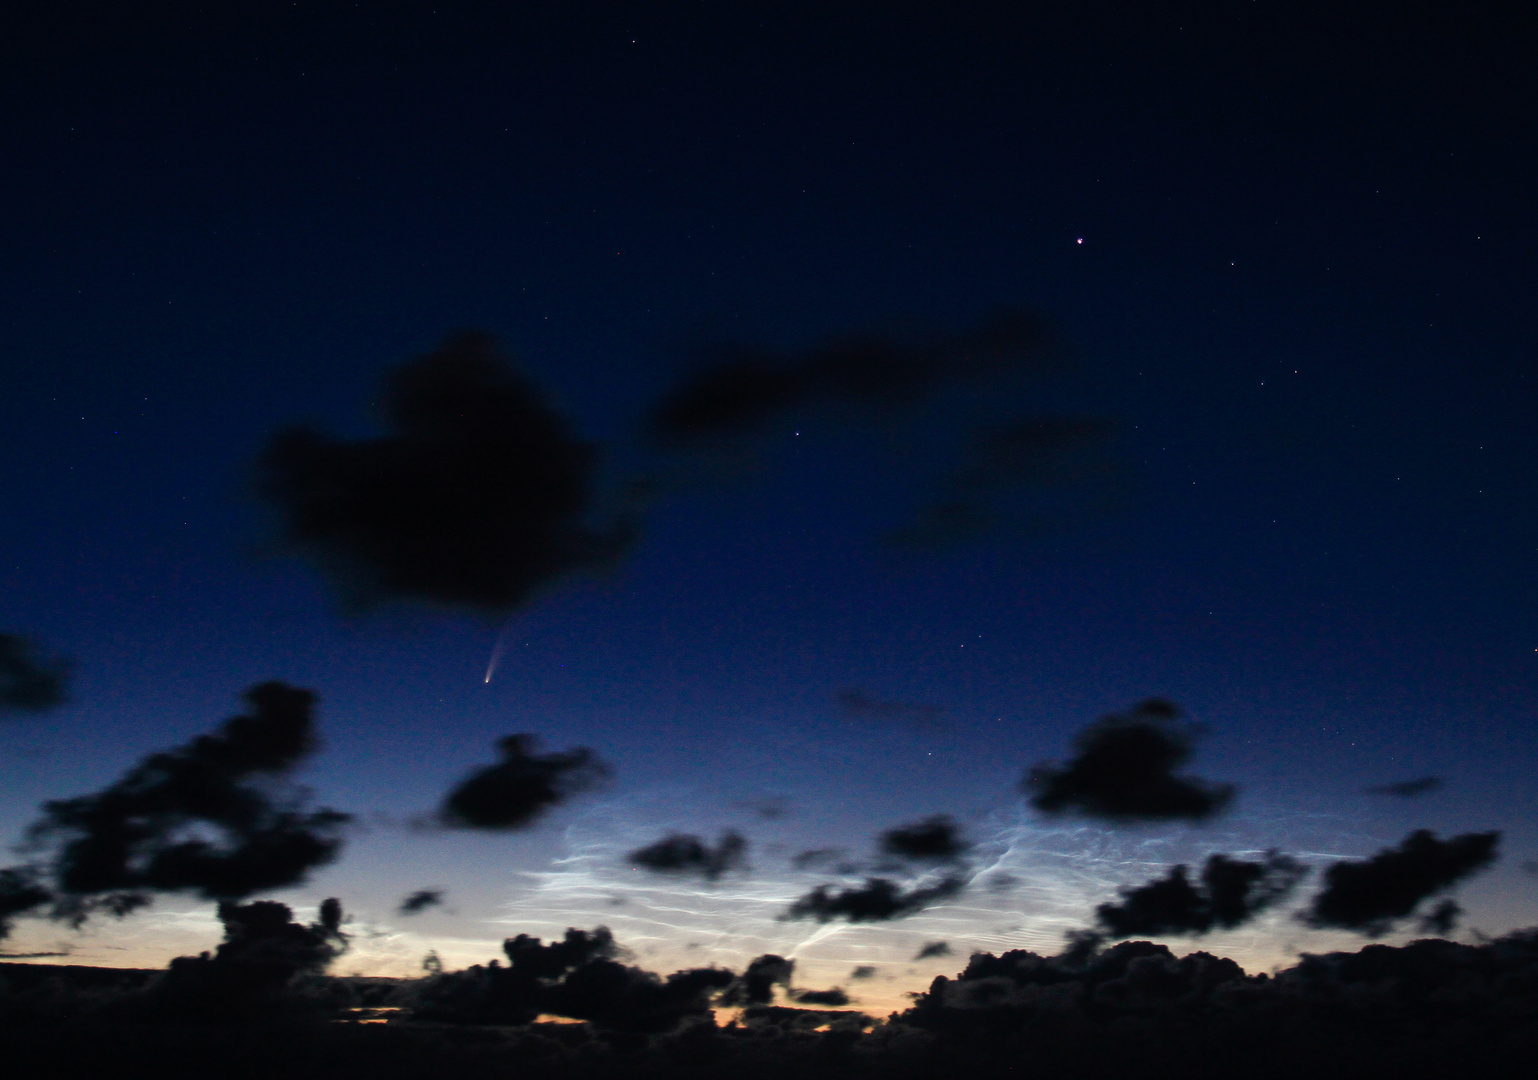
xmin=2 ymin=3 xmax=1534 ymax=1013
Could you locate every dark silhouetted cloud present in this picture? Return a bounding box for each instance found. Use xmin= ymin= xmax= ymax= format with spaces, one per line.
xmin=914 ymin=940 xmax=953 ymax=960
xmin=880 ymin=815 xmax=969 ymax=862
xmin=147 ymin=897 xmax=348 ymax=1020
xmin=1418 ymin=898 xmax=1462 ymax=936
xmin=0 ymin=867 xmax=52 ymax=941
xmin=412 ymin=925 xmax=735 ymax=1033
xmin=783 ymin=876 xmax=965 ymax=923
xmin=438 ymin=734 xmax=607 ymax=830
xmin=1092 ymin=851 xmax=1307 ymax=939
xmin=1302 ymin=829 xmax=1499 ymax=936
xmin=649 ymin=310 xmax=1062 ymax=444
xmin=849 ymin=965 xmax=877 ymax=979
xmin=398 ymin=889 xmax=443 ymax=915
xmin=1025 ymin=699 xmax=1235 ymax=823
xmin=791 ymin=986 xmax=851 ymax=1006
xmin=0 ymin=633 xmax=69 ymax=715
xmin=835 ymin=688 xmax=946 ymax=725
xmin=628 ymin=831 xmax=747 ymax=881
xmin=258 ymin=332 xmax=631 ymax=614
xmin=719 ymin=954 xmax=794 ymax=1006
xmin=25 ymin=682 xmax=349 ymax=912
xmin=1366 ymin=776 xmax=1444 ymax=797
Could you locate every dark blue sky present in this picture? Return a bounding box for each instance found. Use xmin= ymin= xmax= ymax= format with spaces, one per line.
xmin=1 ymin=3 xmax=1534 ymax=992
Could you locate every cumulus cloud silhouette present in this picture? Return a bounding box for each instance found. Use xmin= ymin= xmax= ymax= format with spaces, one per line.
xmin=0 ymin=868 xmax=52 ymax=942
xmin=1091 ymin=851 xmax=1307 ymax=939
xmin=412 ymin=925 xmax=735 ymax=1032
xmin=880 ymin=816 xmax=969 ymax=862
xmin=718 ymin=953 xmax=794 ymax=1006
xmin=1302 ymin=829 xmax=1499 ymax=936
xmin=628 ymin=831 xmax=747 ymax=881
xmin=783 ymin=876 xmax=965 ymax=923
xmin=0 ymin=633 xmax=69 ymax=715
xmin=1025 ymin=699 xmax=1235 ymax=823
xmin=914 ymin=940 xmax=953 ymax=960
xmin=24 ymin=682 xmax=349 ymax=915
xmin=791 ymin=986 xmax=851 ymax=1006
xmin=438 ymin=735 xmax=607 ymax=830
xmin=259 ymin=332 xmax=631 ymax=614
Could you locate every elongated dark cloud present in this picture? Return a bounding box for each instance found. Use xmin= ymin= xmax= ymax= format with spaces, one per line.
xmin=1366 ymin=776 xmax=1444 ymax=797
xmin=259 ymin=332 xmax=631 ymax=614
xmin=439 ymin=735 xmax=607 ymax=830
xmin=880 ymin=816 xmax=969 ymax=862
xmin=914 ymin=940 xmax=953 ymax=960
xmin=783 ymin=876 xmax=965 ymax=923
xmin=791 ymin=986 xmax=851 ymax=1006
xmin=1025 ymin=699 xmax=1235 ymax=823
xmin=412 ymin=925 xmax=735 ymax=1033
xmin=25 ymin=682 xmax=349 ymax=912
xmin=1092 ymin=851 xmax=1306 ymax=939
xmin=649 ymin=310 xmax=1062 ymax=443
xmin=835 ymin=688 xmax=946 ymax=725
xmin=0 ymin=633 xmax=69 ymax=715
xmin=719 ymin=953 xmax=794 ymax=1006
xmin=1302 ymin=829 xmax=1499 ymax=936
xmin=628 ymin=830 xmax=747 ymax=881
xmin=849 ymin=965 xmax=877 ymax=979
xmin=398 ymin=889 xmax=443 ymax=915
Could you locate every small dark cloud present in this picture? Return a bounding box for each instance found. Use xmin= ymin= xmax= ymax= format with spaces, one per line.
xmin=880 ymin=815 xmax=969 ymax=862
xmin=398 ymin=889 xmax=444 ymax=915
xmin=835 ymin=688 xmax=946 ymax=725
xmin=1523 ymin=860 xmax=1538 ymax=876
xmin=1025 ymin=699 xmax=1235 ymax=824
xmin=24 ymin=682 xmax=349 ymax=916
xmin=628 ymin=831 xmax=748 ymax=881
xmin=1366 ymin=776 xmax=1444 ymax=797
xmin=790 ymin=847 xmax=843 ymax=870
xmin=783 ymin=876 xmax=965 ymax=923
xmin=734 ymin=795 xmax=791 ymax=819
xmin=984 ymin=872 xmax=1020 ymax=894
xmin=849 ymin=965 xmax=878 ymax=980
xmin=1093 ymin=851 xmax=1307 ymax=939
xmin=258 ymin=332 xmax=632 ymax=615
xmin=1302 ymin=829 xmax=1500 ymax=936
xmin=792 ymin=986 xmax=851 ymax=1006
xmin=719 ymin=954 xmax=794 ymax=1006
xmin=914 ymin=940 xmax=952 ymax=960
xmin=439 ymin=734 xmax=607 ymax=830
xmin=0 ymin=633 xmax=69 ymax=715
xmin=1418 ymin=899 xmax=1462 ymax=936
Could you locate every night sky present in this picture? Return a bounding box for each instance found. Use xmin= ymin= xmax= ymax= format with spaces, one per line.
xmin=2 ymin=2 xmax=1535 ymax=1013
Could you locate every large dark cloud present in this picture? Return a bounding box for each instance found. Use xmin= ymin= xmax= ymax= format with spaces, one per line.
xmin=147 ymin=898 xmax=349 ymax=1021
xmin=1025 ymin=699 xmax=1235 ymax=823
xmin=1092 ymin=851 xmax=1307 ymax=939
xmin=628 ymin=831 xmax=747 ymax=881
xmin=438 ymin=735 xmax=607 ymax=830
xmin=0 ymin=633 xmax=69 ymax=715
xmin=258 ymin=332 xmax=631 ymax=614
xmin=1302 ymin=829 xmax=1499 ymax=936
xmin=23 ymin=682 xmax=349 ymax=916
xmin=412 ymin=925 xmax=735 ymax=1033
xmin=880 ymin=816 xmax=969 ymax=862
xmin=1366 ymin=776 xmax=1444 ymax=797
xmin=783 ymin=875 xmax=965 ymax=923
